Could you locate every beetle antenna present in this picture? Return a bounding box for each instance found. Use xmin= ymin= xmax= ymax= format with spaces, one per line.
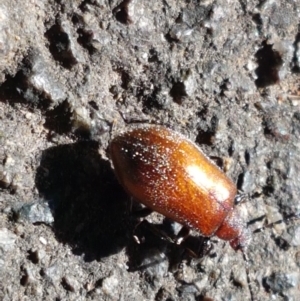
xmin=252 ymin=212 xmax=300 ymax=234
xmin=243 ymin=212 xmax=300 ymax=300
xmin=241 ymin=249 xmax=256 ymax=301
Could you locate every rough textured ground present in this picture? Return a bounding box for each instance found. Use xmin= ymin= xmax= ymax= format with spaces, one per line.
xmin=0 ymin=0 xmax=299 ymax=300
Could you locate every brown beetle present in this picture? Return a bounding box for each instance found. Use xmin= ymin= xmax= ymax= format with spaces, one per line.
xmin=109 ymin=125 xmax=251 ymax=251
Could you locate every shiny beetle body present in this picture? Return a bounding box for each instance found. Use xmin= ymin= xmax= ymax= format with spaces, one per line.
xmin=110 ymin=125 xmax=250 ymax=250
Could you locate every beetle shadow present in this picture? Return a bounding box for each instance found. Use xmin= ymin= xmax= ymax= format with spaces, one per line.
xmin=35 ymin=141 xmax=132 ymax=261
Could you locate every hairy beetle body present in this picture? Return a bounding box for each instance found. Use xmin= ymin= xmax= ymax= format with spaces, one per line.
xmin=110 ymin=125 xmax=250 ymax=250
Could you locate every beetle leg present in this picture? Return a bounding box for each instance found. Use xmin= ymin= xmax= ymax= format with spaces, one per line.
xmin=128 ymin=197 xmax=154 ymax=218
xmin=175 ymin=226 xmax=190 ymax=245
xmin=133 ymin=219 xmax=175 ymax=244
xmin=234 ymin=192 xmax=249 ymax=205
xmin=130 ymin=207 xmax=153 ymax=218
